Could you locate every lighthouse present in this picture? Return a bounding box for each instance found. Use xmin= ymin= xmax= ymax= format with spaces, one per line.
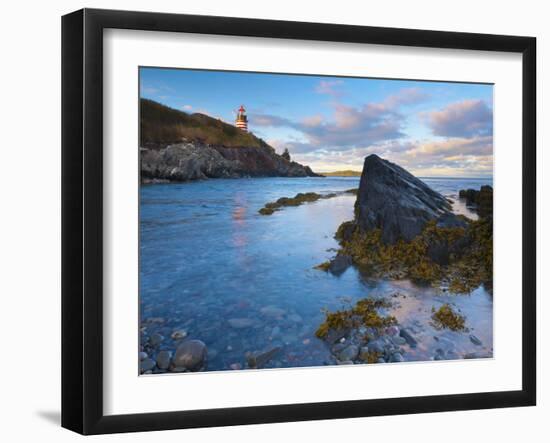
xmin=235 ymin=105 xmax=248 ymax=132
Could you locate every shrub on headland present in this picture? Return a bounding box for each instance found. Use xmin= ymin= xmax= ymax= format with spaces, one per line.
xmin=140 ymin=98 xmax=270 ymax=148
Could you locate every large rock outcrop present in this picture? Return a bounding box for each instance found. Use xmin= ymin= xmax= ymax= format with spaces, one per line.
xmin=140 ymin=143 xmax=318 ymax=182
xmin=354 ymin=154 xmax=454 ymax=244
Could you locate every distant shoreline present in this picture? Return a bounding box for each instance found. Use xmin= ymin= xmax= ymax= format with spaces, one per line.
xmin=320 ymin=172 xmax=492 ymax=180
xmin=320 ymin=170 xmax=362 ymax=177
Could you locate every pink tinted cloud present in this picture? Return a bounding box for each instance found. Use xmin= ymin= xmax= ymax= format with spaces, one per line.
xmin=426 ymin=99 xmax=493 ymax=138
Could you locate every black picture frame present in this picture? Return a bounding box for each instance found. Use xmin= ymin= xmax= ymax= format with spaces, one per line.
xmin=62 ymin=8 xmax=537 ymax=435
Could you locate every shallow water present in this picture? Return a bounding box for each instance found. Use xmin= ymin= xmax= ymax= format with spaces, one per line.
xmin=140 ymin=176 xmax=493 ymax=371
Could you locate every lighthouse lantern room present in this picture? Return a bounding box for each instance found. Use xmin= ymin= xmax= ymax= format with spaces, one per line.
xmin=235 ymin=105 xmax=248 ymax=132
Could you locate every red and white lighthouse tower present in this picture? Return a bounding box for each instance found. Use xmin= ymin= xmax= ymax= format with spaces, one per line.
xmin=235 ymin=105 xmax=248 ymax=132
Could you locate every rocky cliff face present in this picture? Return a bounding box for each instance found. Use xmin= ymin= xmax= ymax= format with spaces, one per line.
xmin=140 ymin=143 xmax=318 ymax=182
xmin=354 ymin=154 xmax=454 ymax=243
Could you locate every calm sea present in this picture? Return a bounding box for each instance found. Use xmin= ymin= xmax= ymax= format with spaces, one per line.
xmin=139 ymin=176 xmax=493 ymax=371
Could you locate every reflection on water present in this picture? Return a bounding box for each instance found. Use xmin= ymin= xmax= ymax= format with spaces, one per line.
xmin=140 ymin=176 xmax=493 ymax=371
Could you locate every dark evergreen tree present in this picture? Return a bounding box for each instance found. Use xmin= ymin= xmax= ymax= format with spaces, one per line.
xmin=282 ymin=148 xmax=291 ymax=161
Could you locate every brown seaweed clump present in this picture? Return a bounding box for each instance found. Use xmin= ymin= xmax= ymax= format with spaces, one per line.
xmin=334 ymin=217 xmax=492 ymax=294
xmin=258 ymin=192 xmax=337 ymax=215
xmin=431 ymin=304 xmax=466 ymax=331
xmin=314 ymin=261 xmax=331 ymax=272
xmin=315 ymin=298 xmax=396 ymax=339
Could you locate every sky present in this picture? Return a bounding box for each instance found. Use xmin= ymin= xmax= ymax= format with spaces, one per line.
xmin=140 ymin=67 xmax=493 ymax=177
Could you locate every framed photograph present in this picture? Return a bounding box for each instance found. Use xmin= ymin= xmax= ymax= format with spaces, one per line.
xmin=62 ymin=8 xmax=536 ymax=435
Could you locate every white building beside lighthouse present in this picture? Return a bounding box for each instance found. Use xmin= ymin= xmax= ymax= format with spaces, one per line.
xmin=235 ymin=105 xmax=248 ymax=132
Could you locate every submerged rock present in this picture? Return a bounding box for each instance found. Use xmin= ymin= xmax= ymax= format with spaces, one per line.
xmin=391 ymin=336 xmax=407 ymax=346
xmin=328 ymin=254 xmax=352 ymax=276
xmin=389 ymin=352 xmax=405 ymax=363
xmin=156 ymin=350 xmax=172 ymax=370
xmin=260 ymin=306 xmax=286 ymax=318
xmin=469 ymin=335 xmax=483 ymax=346
xmin=354 ymin=154 xmax=455 ymax=244
xmin=149 ymin=333 xmax=164 ymax=347
xmin=367 ymin=340 xmax=385 ymax=354
xmin=172 ymin=340 xmax=207 ymax=371
xmin=386 ymin=326 xmax=400 ymax=336
xmin=227 ymin=318 xmax=256 ymax=329
xmin=338 ymin=345 xmax=359 ymax=362
xmin=270 ymin=326 xmax=281 ymax=337
xmin=288 ymin=313 xmax=303 ymax=323
xmin=246 ymin=347 xmax=281 ymax=369
xmin=171 ymin=329 xmax=188 ymax=340
xmin=140 ymin=358 xmax=156 ymax=373
xmin=399 ymin=328 xmax=418 ymax=348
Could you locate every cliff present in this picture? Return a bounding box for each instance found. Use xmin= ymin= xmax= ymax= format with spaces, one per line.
xmin=141 ymin=143 xmax=317 ymax=182
xmin=140 ymin=99 xmax=319 ymax=182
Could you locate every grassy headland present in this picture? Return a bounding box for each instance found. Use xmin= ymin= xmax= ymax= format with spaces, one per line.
xmin=140 ymin=99 xmax=270 ymax=148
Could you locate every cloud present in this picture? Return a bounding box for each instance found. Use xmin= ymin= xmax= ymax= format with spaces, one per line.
xmin=251 ymin=114 xmax=293 ymax=127
xmin=140 ymin=82 xmax=175 ymax=98
xmin=384 ymin=88 xmax=430 ymax=108
xmin=254 ymin=88 xmax=491 ymax=176
xmin=141 ymin=86 xmax=159 ymax=95
xmin=315 ymin=80 xmax=344 ymax=97
xmin=181 ymin=104 xmax=193 ymax=111
xmin=425 ymin=99 xmax=493 ymax=138
xmin=404 ymin=136 xmax=493 ymax=159
xmin=301 ymin=103 xmax=405 ymax=147
xmin=390 ymin=136 xmax=493 ymax=176
xmin=251 ymin=88 xmax=429 ymax=152
xmin=301 ymin=115 xmax=324 ymax=128
xmin=288 ymin=136 xmax=493 ymax=176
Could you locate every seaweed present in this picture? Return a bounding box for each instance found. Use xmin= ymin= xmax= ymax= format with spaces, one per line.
xmin=334 ymin=217 xmax=492 ymax=294
xmin=361 ymin=350 xmax=382 ymax=364
xmin=258 ymin=192 xmax=337 ymax=215
xmin=431 ymin=304 xmax=466 ymax=331
xmin=314 ymin=261 xmax=331 ymax=272
xmin=258 ymin=207 xmax=275 ymax=215
xmin=316 ymin=298 xmax=396 ymax=339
